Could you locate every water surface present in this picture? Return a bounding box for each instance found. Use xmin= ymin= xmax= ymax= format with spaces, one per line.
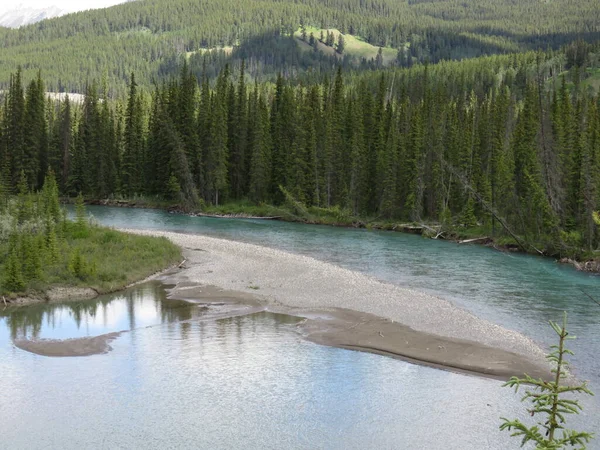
xmin=3 ymin=205 xmax=596 ymax=448
xmin=85 ymin=206 xmax=600 ymax=382
xmin=3 ymin=283 xmax=596 ymax=449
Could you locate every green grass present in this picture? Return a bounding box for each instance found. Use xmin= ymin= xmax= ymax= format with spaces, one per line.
xmin=294 ymin=26 xmax=398 ymax=65
xmin=554 ymin=67 xmax=600 ymax=95
xmin=0 ymin=223 xmax=181 ymax=297
xmin=582 ymin=68 xmax=600 ymax=94
xmin=186 ymin=46 xmax=234 ymax=59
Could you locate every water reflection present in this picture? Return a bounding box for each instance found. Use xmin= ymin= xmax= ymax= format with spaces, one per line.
xmin=80 ymin=205 xmax=600 ymax=385
xmin=0 ymin=282 xmax=195 ymax=341
xmin=1 ymin=284 xmax=598 ymax=449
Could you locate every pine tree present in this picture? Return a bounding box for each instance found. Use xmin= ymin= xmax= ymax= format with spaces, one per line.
xmin=501 ymin=313 xmax=594 ymax=448
xmin=75 ymin=192 xmax=87 ymax=232
xmin=207 ymin=66 xmax=230 ymax=205
xmin=44 ymin=213 xmax=59 ymax=264
xmin=197 ymin=66 xmax=211 ymax=199
xmin=122 ymin=73 xmax=144 ymax=197
xmin=512 ymin=84 xmax=556 ymax=239
xmin=58 ymin=95 xmax=72 ymax=192
xmin=176 ymin=60 xmax=199 ymax=189
xmin=325 ymin=31 xmax=335 ymax=47
xmin=69 ymin=82 xmax=100 ymax=196
xmin=336 ymin=34 xmax=345 ymax=54
xmin=323 ymin=67 xmax=346 ymax=207
xmin=375 ymin=47 xmax=384 ymax=68
xmin=581 ymin=99 xmax=600 ymax=249
xmin=146 ymin=86 xmax=170 ymax=196
xmin=6 ymin=68 xmax=25 ymax=187
xmin=41 ymin=168 xmax=61 ymax=222
xmin=366 ymin=75 xmax=386 ymax=213
xmin=248 ymin=90 xmax=272 ymax=203
xmin=270 ymin=74 xmax=296 ymax=203
xmin=3 ymin=246 xmax=25 ymax=292
xmin=20 ymin=233 xmax=43 ymax=281
xmin=229 ymin=61 xmax=248 ymax=199
xmin=23 ymin=71 xmax=47 ymax=189
xmin=405 ymin=102 xmax=425 ymax=221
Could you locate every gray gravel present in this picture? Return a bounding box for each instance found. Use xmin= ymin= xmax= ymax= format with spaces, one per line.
xmin=120 ymin=228 xmax=548 ymax=365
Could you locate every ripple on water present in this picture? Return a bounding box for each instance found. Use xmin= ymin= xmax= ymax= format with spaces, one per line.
xmin=1 ymin=284 xmax=598 ymax=449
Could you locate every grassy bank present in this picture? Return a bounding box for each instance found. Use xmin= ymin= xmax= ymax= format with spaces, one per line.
xmin=0 ymin=175 xmax=181 ymax=300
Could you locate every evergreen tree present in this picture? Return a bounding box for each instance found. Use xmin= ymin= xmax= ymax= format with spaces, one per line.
xmin=3 ymin=245 xmax=25 ymax=292
xmin=23 ymin=71 xmax=47 ymax=189
xmin=122 ymin=73 xmax=144 ymax=196
xmin=248 ymin=89 xmax=272 ymax=203
xmin=337 ymin=34 xmax=345 ymax=54
xmin=207 ymin=66 xmax=230 ymax=205
xmin=229 ymin=61 xmax=248 ymax=199
xmin=57 ymin=96 xmax=72 ymax=193
xmin=6 ymin=68 xmax=25 ymax=186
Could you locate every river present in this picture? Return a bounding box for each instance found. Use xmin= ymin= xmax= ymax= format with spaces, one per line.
xmin=1 ymin=205 xmax=598 ymax=449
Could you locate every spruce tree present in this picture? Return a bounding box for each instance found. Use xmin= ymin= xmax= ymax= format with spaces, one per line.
xmin=6 ymin=68 xmax=25 ymax=187
xmin=23 ymin=71 xmax=47 ymax=189
xmin=336 ymin=34 xmax=345 ymax=54
xmin=501 ymin=313 xmax=594 ymax=449
xmin=41 ymin=168 xmax=61 ymax=222
xmin=229 ymin=61 xmax=248 ymax=199
xmin=209 ymin=66 xmax=230 ymax=206
xmin=176 ymin=61 xmax=199 ymax=189
xmin=3 ymin=246 xmax=25 ymax=293
xmin=122 ymin=73 xmax=144 ymax=197
xmin=58 ymin=95 xmax=72 ymax=193
xmin=347 ymin=97 xmax=368 ymax=215
xmin=248 ymin=91 xmax=272 ymax=203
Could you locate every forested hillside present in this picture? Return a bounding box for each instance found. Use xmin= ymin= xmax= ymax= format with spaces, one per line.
xmin=0 ymin=0 xmax=599 ymax=94
xmin=1 ymin=42 xmax=599 ymax=257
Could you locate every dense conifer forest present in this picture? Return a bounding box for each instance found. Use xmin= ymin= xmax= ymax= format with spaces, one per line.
xmin=1 ymin=41 xmax=599 ymax=258
xmin=0 ymin=0 xmax=599 ymax=94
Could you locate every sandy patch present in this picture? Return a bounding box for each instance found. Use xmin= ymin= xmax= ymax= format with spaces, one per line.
xmin=122 ymin=229 xmax=553 ymax=380
xmin=13 ymin=331 xmax=123 ymax=357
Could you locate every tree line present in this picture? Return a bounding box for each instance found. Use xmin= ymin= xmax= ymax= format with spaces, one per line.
xmin=1 ymin=43 xmax=599 ymax=256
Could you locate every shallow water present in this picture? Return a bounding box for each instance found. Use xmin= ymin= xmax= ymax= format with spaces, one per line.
xmin=2 ymin=205 xmax=598 ymax=448
xmin=2 ymin=283 xmax=596 ymax=449
xmin=84 ymin=206 xmax=600 ymax=382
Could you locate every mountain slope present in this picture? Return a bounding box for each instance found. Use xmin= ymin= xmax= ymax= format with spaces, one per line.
xmin=0 ymin=0 xmax=598 ymax=94
xmin=0 ymin=5 xmax=65 ymax=28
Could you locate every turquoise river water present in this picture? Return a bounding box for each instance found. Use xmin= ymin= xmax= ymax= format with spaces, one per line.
xmin=0 ymin=205 xmax=598 ymax=449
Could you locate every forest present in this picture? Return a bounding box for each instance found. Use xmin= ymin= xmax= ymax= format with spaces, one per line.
xmin=1 ymin=40 xmax=599 ymax=259
xmin=0 ymin=0 xmax=599 ymax=94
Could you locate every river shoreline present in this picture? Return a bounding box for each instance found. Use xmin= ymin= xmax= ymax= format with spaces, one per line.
xmin=116 ymin=228 xmax=553 ymax=380
xmin=81 ymin=198 xmax=600 ymax=275
xmin=6 ymin=226 xmax=557 ymax=379
xmin=2 ymin=262 xmax=182 ymax=308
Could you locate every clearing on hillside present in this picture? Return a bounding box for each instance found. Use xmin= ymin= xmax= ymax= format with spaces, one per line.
xmin=294 ymin=26 xmax=399 ymax=66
